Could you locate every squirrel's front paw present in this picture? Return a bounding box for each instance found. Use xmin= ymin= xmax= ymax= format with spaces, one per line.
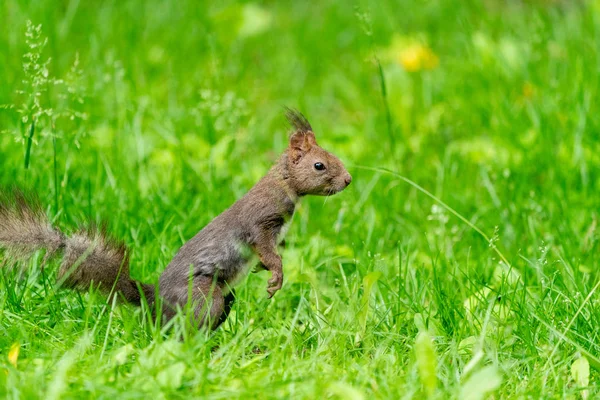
xmin=267 ymin=271 xmax=283 ymax=298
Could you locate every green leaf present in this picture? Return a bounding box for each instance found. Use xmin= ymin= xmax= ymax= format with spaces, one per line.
xmin=415 ymin=330 xmax=437 ymax=398
xmin=354 ymin=271 xmax=382 ymax=345
xmin=458 ymin=336 xmax=478 ymax=356
xmin=460 ymin=365 xmax=502 ymax=400
xmin=414 ymin=313 xmax=427 ymax=332
xmin=571 ymin=356 xmax=590 ymax=391
xmin=239 ymin=4 xmax=272 ymax=37
xmin=156 ymin=362 xmax=186 ymax=390
xmin=112 ymin=344 xmax=135 ymax=366
xmin=328 ymin=382 xmax=365 ymax=400
xmin=210 ymin=135 xmax=234 ymax=171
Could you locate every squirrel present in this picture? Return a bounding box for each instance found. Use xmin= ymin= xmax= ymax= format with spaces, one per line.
xmin=0 ymin=108 xmax=352 ymax=330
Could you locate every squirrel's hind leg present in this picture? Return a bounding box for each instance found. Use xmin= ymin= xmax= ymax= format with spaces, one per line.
xmin=213 ymin=289 xmax=236 ymax=329
xmin=161 ymin=276 xmax=231 ymax=331
xmin=189 ymin=276 xmax=228 ymax=331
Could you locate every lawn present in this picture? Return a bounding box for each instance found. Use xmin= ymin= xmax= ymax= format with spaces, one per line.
xmin=1 ymin=0 xmax=599 ymax=398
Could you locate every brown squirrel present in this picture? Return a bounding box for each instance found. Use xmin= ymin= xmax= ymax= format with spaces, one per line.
xmin=0 ymin=109 xmax=352 ymax=330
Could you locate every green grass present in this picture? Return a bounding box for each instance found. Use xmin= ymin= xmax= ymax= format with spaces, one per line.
xmin=1 ymin=0 xmax=600 ymax=398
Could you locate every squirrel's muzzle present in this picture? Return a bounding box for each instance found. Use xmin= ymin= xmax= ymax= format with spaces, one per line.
xmin=343 ymin=173 xmax=352 ymax=187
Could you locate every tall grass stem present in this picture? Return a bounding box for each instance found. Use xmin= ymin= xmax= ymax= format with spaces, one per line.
xmin=24 ymin=120 xmax=35 ymax=169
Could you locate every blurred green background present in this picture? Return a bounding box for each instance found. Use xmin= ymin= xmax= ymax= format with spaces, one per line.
xmin=1 ymin=0 xmax=600 ymax=398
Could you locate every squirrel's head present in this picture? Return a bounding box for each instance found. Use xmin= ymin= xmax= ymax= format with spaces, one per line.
xmin=284 ymin=108 xmax=352 ymax=196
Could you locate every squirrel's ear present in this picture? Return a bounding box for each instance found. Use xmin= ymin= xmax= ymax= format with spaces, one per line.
xmin=305 ymin=131 xmax=317 ymax=146
xmin=289 ymin=131 xmax=316 ymax=163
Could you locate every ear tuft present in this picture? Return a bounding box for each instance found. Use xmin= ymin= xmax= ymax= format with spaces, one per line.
xmin=284 ymin=107 xmax=313 ymax=133
xmin=285 ymin=108 xmax=318 ymax=163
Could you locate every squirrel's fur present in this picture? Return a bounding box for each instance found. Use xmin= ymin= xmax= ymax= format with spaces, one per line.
xmin=0 ymin=189 xmax=154 ymax=304
xmin=0 ymin=109 xmax=351 ymax=330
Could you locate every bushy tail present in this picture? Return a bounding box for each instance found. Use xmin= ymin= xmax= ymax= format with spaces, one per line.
xmin=0 ymin=189 xmax=154 ymax=305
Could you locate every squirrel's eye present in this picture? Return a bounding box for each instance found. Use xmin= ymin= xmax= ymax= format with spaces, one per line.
xmin=314 ymin=162 xmax=325 ymax=171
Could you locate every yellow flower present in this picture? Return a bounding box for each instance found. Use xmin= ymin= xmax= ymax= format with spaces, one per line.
xmin=381 ymin=34 xmax=440 ymax=72
xmin=8 ymin=342 xmax=20 ymax=368
xmin=522 ymin=82 xmax=535 ymax=100
xmin=398 ymin=43 xmax=439 ymax=72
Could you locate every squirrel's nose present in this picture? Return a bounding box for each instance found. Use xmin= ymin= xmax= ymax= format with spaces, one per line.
xmin=344 ymin=174 xmax=352 ymax=187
